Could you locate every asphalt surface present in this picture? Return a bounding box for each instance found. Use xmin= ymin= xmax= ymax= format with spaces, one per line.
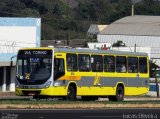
xmin=0 ymin=109 xmax=160 ymax=119
xmin=1 ymin=95 xmax=160 ymax=119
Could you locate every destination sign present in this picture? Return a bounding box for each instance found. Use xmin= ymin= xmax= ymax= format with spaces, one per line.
xmin=18 ymin=50 xmax=52 ymax=57
xmin=24 ymin=51 xmax=47 ymax=55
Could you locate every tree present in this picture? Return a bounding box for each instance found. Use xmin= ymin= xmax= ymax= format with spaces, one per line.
xmin=0 ymin=0 xmax=160 ymax=40
xmin=21 ymin=8 xmax=40 ymax=17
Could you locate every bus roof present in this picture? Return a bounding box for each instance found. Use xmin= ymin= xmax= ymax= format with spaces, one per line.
xmin=18 ymin=47 xmax=148 ymax=57
xmin=54 ymin=48 xmax=148 ymax=57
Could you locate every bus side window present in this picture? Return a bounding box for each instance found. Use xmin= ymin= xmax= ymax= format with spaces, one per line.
xmin=116 ymin=56 xmax=127 ymax=73
xmin=104 ymin=55 xmax=115 ymax=72
xmin=91 ymin=55 xmax=103 ymax=72
xmin=78 ymin=54 xmax=90 ymax=72
xmin=128 ymin=57 xmax=138 ymax=73
xmin=66 ymin=54 xmax=77 ymax=71
xmin=139 ymin=57 xmax=147 ymax=73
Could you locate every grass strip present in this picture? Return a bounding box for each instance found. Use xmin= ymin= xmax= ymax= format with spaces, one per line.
xmin=1 ymin=99 xmax=160 ymax=105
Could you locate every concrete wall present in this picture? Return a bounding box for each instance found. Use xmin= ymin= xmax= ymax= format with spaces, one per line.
xmin=0 ymin=18 xmax=41 ymax=63
xmin=0 ymin=17 xmax=41 ymax=92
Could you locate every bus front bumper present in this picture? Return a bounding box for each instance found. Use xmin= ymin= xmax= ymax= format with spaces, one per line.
xmin=16 ymin=86 xmax=67 ymax=96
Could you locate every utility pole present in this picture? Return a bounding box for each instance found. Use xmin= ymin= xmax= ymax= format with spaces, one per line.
xmin=131 ymin=4 xmax=134 ymax=16
xmin=134 ymin=44 xmax=136 ymax=52
xmin=67 ymin=32 xmax=70 ymax=46
xmin=155 ymin=66 xmax=159 ymax=98
xmin=67 ymin=0 xmax=70 ymax=46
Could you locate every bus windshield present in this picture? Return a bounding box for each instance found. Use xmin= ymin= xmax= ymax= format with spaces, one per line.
xmin=16 ymin=50 xmax=52 ymax=84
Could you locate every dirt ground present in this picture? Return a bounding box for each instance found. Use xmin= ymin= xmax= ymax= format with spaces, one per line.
xmin=1 ymin=103 xmax=160 ymax=109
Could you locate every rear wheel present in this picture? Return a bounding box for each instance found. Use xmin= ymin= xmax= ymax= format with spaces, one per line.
xmin=115 ymin=86 xmax=124 ymax=101
xmin=108 ymin=86 xmax=124 ymax=101
xmin=66 ymin=85 xmax=76 ymax=101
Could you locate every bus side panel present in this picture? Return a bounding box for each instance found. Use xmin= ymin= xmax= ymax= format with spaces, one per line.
xmin=125 ymin=87 xmax=149 ymax=95
xmin=57 ymin=75 xmax=149 ymax=96
xmin=77 ymin=87 xmax=107 ymax=96
xmin=77 ymin=86 xmax=149 ymax=96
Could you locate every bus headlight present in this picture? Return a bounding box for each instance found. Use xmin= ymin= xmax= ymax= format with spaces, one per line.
xmin=44 ymin=81 xmax=52 ymax=88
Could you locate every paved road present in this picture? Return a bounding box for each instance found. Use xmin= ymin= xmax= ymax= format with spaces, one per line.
xmin=0 ymin=109 xmax=160 ymax=119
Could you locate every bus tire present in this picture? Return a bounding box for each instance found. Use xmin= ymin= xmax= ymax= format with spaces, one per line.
xmin=115 ymin=86 xmax=124 ymax=101
xmin=66 ymin=85 xmax=76 ymax=101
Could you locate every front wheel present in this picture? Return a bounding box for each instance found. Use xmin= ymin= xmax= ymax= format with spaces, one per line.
xmin=65 ymin=85 xmax=76 ymax=101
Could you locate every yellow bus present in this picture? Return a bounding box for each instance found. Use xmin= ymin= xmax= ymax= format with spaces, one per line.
xmin=15 ymin=47 xmax=149 ymax=101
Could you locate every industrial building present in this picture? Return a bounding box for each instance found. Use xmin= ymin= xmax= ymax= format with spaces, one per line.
xmin=0 ymin=17 xmax=41 ymax=92
xmin=98 ymin=15 xmax=160 ymax=65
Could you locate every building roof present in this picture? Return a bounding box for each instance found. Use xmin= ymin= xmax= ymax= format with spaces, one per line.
xmin=87 ymin=24 xmax=100 ymax=35
xmin=88 ymin=24 xmax=107 ymax=35
xmin=98 ymin=25 xmax=108 ymax=32
xmin=100 ymin=15 xmax=160 ymax=36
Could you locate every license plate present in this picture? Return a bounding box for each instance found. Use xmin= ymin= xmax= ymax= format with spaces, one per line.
xmin=28 ymin=92 xmax=35 ymax=96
